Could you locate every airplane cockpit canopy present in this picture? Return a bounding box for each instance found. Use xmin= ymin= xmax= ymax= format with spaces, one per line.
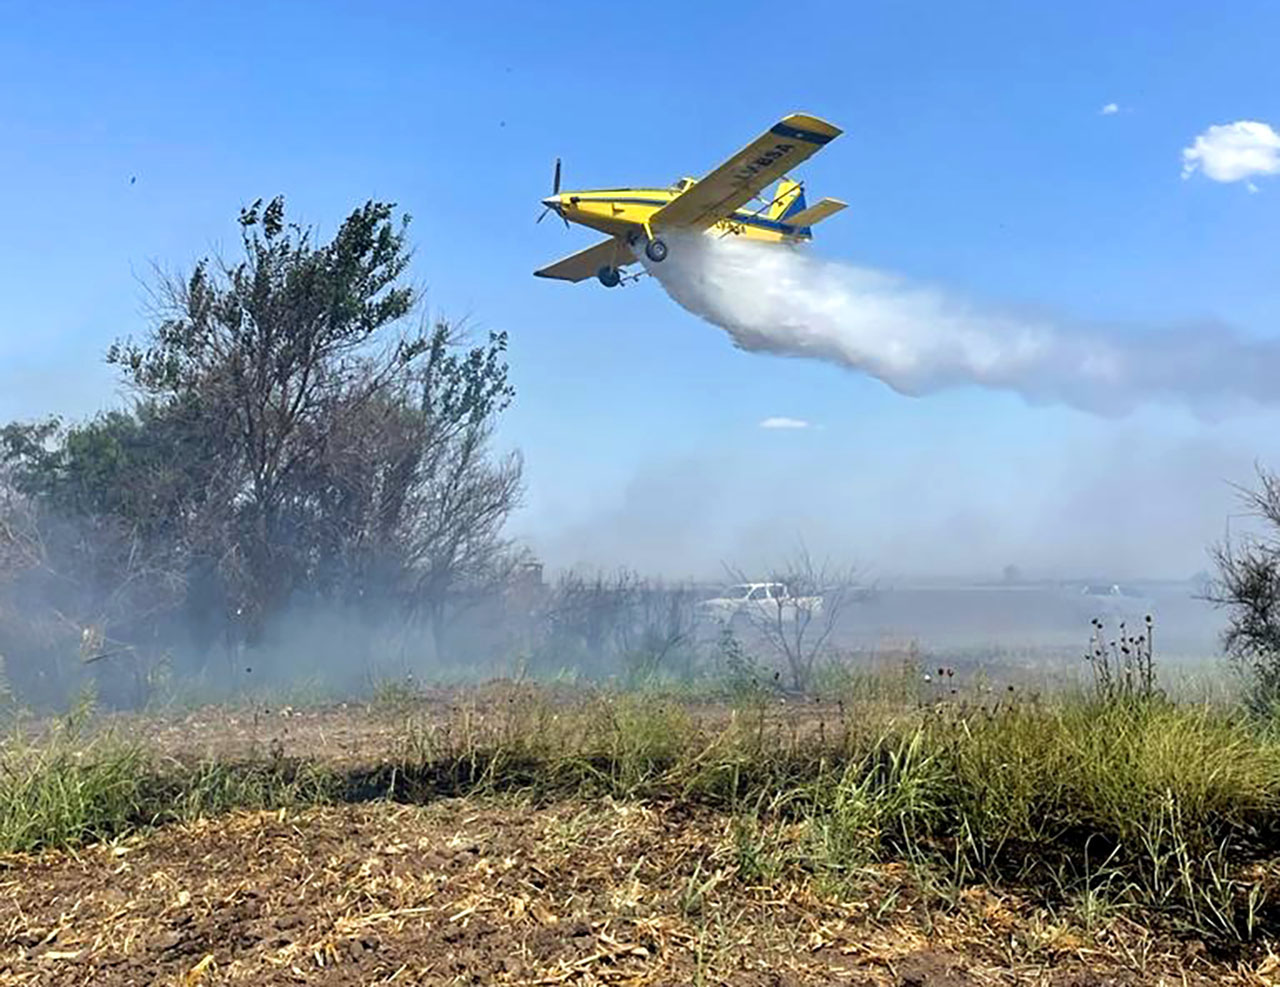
xmin=669 ymin=177 xmax=696 ymax=192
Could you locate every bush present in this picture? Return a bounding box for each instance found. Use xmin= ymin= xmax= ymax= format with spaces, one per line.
xmin=1209 ymin=466 xmax=1280 ymax=715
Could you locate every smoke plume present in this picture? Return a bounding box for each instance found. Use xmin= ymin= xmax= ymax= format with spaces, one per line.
xmin=640 ymin=233 xmax=1279 ymax=416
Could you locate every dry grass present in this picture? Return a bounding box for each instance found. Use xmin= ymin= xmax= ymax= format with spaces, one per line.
xmin=0 ymin=799 xmax=1269 ymax=986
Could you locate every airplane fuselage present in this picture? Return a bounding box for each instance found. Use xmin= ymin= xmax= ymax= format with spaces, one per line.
xmin=542 ymin=184 xmax=813 ymax=244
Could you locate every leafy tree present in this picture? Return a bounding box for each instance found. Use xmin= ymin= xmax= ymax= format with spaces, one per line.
xmin=0 ymin=415 xmax=188 ymax=705
xmin=106 ymin=196 xmax=517 ymax=642
xmin=0 ymin=195 xmax=521 ymax=704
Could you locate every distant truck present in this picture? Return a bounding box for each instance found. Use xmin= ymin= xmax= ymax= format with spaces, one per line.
xmin=695 ymin=582 xmax=824 ymax=624
xmin=1074 ymin=583 xmax=1152 ymax=624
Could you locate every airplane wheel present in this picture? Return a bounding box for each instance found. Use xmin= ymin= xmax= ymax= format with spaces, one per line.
xmin=596 ymin=266 xmax=621 ymax=288
xmin=645 ymin=237 xmax=668 ymax=263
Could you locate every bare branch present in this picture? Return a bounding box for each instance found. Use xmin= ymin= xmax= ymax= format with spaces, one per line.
xmin=722 ymin=545 xmax=865 ymax=692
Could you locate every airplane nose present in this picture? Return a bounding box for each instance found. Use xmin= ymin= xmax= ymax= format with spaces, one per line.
xmin=541 ymin=196 xmax=560 ymax=209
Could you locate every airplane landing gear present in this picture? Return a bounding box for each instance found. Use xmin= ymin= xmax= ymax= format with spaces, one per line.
xmin=644 ymin=237 xmax=668 ymax=263
xmin=596 ymin=266 xmax=621 ymax=288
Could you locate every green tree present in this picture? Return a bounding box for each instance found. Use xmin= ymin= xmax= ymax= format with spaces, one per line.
xmin=106 ymin=196 xmax=517 ymax=644
xmin=0 ymin=195 xmax=521 ymax=704
xmin=0 ymin=413 xmax=190 ymax=705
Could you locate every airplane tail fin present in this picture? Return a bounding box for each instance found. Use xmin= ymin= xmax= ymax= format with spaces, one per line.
xmin=769 ymin=178 xmax=807 ymax=222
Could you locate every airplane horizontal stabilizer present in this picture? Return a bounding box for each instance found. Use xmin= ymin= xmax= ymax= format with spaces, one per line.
xmin=781 ymin=198 xmax=847 ymax=228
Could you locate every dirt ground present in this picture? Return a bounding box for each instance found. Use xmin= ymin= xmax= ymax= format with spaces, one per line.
xmin=97 ymin=679 xmax=959 ymax=768
xmin=97 ymin=686 xmax=618 ymax=764
xmin=98 ymin=686 xmax=805 ymax=765
xmin=0 ymin=798 xmax=1268 ymax=987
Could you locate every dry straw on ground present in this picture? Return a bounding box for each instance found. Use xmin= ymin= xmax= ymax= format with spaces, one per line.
xmin=0 ymin=798 xmax=1271 ymax=986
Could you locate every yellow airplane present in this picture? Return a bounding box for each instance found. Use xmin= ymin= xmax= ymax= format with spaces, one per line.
xmin=534 ymin=112 xmax=846 ymax=287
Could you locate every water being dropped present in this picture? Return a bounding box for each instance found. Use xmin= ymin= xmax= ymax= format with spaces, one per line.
xmin=640 ymin=232 xmax=1278 ymax=417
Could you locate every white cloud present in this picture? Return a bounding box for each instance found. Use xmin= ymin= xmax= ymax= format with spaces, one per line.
xmin=1181 ymin=120 xmax=1280 ymax=183
xmin=1100 ymin=102 xmax=1119 ymax=115
xmin=759 ymin=416 xmax=810 ymax=430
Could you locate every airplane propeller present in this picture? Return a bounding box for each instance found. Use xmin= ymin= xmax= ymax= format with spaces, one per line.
xmin=536 ymin=158 xmax=569 ymax=228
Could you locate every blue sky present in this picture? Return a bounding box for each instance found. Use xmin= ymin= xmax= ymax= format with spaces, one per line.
xmin=2 ymin=1 xmax=1278 ymax=580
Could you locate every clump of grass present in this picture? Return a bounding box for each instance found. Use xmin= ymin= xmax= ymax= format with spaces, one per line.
xmin=165 ymin=756 xmax=343 ymax=820
xmin=800 ymin=696 xmax=1280 ymax=941
xmin=0 ymin=713 xmax=341 ymax=854
xmin=0 ymin=732 xmax=150 ymax=853
xmin=729 ymin=814 xmax=789 ymax=885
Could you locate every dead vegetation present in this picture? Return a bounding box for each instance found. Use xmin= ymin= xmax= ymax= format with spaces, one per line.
xmin=1 ymin=799 xmax=1269 ymax=986
xmin=3 ymin=677 xmax=1280 ymax=983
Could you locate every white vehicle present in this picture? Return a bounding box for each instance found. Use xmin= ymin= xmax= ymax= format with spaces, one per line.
xmin=695 ymin=582 xmax=824 ymax=625
xmin=1075 ymin=583 xmax=1152 ymax=624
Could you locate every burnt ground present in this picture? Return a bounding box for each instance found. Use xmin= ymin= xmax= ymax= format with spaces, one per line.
xmin=0 ymin=799 xmax=1267 ymax=987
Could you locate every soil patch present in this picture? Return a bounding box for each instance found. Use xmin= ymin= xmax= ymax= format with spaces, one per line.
xmin=0 ymin=800 xmax=1249 ymax=986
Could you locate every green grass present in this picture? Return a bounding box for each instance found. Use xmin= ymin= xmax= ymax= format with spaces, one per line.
xmin=3 ymin=682 xmax=1280 ymax=949
xmin=0 ymin=733 xmax=150 ymax=852
xmin=0 ymin=719 xmax=341 ymax=855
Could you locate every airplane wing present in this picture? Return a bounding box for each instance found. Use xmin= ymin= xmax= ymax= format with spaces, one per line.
xmin=534 ymin=237 xmax=637 ymax=282
xmin=650 ymin=113 xmax=842 ymax=232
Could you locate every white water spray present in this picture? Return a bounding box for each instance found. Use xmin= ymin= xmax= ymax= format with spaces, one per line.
xmin=640 ymin=233 xmax=1279 ymax=416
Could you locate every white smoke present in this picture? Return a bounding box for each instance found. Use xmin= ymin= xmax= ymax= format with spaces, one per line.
xmin=640 ymin=233 xmax=1280 ymax=416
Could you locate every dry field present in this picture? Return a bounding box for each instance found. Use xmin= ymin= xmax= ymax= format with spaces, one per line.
xmin=1 ymin=686 xmax=1279 ymax=986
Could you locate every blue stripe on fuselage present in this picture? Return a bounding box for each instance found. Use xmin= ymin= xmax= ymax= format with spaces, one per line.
xmin=572 ymin=196 xmax=811 ymax=236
